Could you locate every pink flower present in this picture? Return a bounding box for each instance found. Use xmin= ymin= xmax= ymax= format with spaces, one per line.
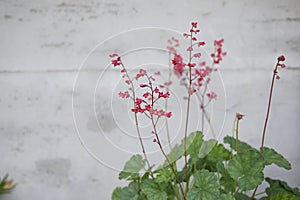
xmin=278 ymin=63 xmax=286 ymax=68
xmin=112 ymin=56 xmax=121 ymax=66
xmin=131 ymin=108 xmax=138 ymax=113
xmin=159 ymin=92 xmax=170 ymax=98
xmin=277 ymin=55 xmax=285 ymax=62
xmin=198 ymin=41 xmax=205 ymax=46
xmin=188 ymin=89 xmax=196 ymax=95
xmin=140 ymin=84 xmax=147 ymax=88
xmin=191 ymin=22 xmax=197 ymax=28
xmin=165 ymin=112 xmax=172 ymax=118
xmin=145 ymin=105 xmax=151 ymax=111
xmin=187 ymin=63 xmax=196 ymax=67
xmin=194 ymin=53 xmax=201 ymax=58
xmin=118 ymin=91 xmax=130 ymax=98
xmin=143 ymin=92 xmax=149 ymax=98
xmin=109 ymin=53 xmax=118 ymax=58
xmin=187 ymin=46 xmax=193 ymax=51
xmin=135 ymin=69 xmax=147 ymax=80
xmin=183 ymin=33 xmax=190 ymax=38
xmin=172 ymin=54 xmax=185 ymax=76
xmin=135 ymin=98 xmax=143 ymax=105
xmin=214 ymin=39 xmax=224 ymax=47
xmin=207 ymin=92 xmax=217 ymax=99
xmin=125 ymin=80 xmax=131 ymax=85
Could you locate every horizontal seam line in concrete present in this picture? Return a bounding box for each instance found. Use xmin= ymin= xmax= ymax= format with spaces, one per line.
xmin=0 ymin=67 xmax=300 ymax=74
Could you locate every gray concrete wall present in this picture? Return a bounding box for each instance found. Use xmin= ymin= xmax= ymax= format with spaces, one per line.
xmin=0 ymin=0 xmax=299 ymax=199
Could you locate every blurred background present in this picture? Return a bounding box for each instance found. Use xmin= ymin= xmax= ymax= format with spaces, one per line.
xmin=0 ymin=0 xmax=299 ymax=199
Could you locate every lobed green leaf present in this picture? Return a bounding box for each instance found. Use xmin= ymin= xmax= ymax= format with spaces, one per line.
xmin=141 ymin=179 xmax=167 ymax=200
xmin=262 ymin=147 xmax=291 ymax=170
xmin=119 ymin=154 xmax=146 ymax=180
xmin=224 ymin=136 xmax=254 ymax=153
xmin=227 ymin=149 xmax=265 ymax=191
xmin=187 ymin=169 xmax=220 ymax=200
xmin=265 ymin=177 xmax=300 ymax=198
xmin=120 ymin=181 xmax=140 ymax=200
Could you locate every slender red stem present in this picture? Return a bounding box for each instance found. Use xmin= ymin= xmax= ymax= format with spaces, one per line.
xmin=183 ymin=28 xmax=193 ymax=188
xmin=260 ymin=62 xmax=279 ymax=153
xmin=151 ymin=117 xmax=186 ymax=200
xmin=251 ymin=60 xmax=280 ymax=199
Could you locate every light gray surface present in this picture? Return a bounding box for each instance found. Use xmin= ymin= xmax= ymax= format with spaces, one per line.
xmin=1 ymin=0 xmax=299 ymax=199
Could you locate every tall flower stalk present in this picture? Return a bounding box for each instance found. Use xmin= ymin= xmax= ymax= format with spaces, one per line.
xmin=169 ymin=22 xmax=226 ymax=188
xmin=251 ymin=55 xmax=286 ymax=199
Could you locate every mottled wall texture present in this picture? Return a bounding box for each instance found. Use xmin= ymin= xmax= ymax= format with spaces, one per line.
xmin=0 ymin=0 xmax=299 ymax=199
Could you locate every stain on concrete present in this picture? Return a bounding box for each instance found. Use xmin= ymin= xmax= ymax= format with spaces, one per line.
xmin=248 ymin=17 xmax=300 ymax=23
xmin=286 ymin=36 xmax=300 ymax=53
xmin=86 ymin=98 xmax=115 ymax=132
xmin=35 ymin=158 xmax=71 ymax=187
xmin=3 ymin=14 xmax=12 ymax=20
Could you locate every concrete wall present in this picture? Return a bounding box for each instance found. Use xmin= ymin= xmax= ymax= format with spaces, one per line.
xmin=0 ymin=0 xmax=299 ymax=199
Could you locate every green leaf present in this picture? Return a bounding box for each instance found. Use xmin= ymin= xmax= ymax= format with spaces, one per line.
xmin=206 ymin=143 xmax=231 ymax=163
xmin=217 ymin=162 xmax=236 ymax=194
xmin=167 ymin=143 xmax=184 ymax=164
xmin=154 ymin=167 xmax=174 ymax=183
xmin=186 ymin=131 xmax=204 ymax=160
xmin=265 ymin=192 xmax=300 ymax=200
xmin=187 ymin=169 xmax=220 ymax=200
xmin=234 ymin=193 xmax=251 ymax=200
xmin=220 ymin=193 xmax=236 ymax=200
xmin=112 ymin=187 xmax=122 ymax=200
xmin=120 ymin=181 xmax=140 ymax=200
xmin=167 ymin=131 xmax=203 ymax=163
xmin=227 ymin=149 xmax=265 ymax=191
xmin=224 ymin=136 xmax=254 ymax=153
xmin=141 ymin=179 xmax=167 ymax=200
xmin=198 ymin=139 xmax=217 ymax=159
xmin=262 ymin=147 xmax=291 ymax=170
xmin=265 ymin=177 xmax=300 ymax=197
xmin=119 ymin=154 xmax=146 ymax=180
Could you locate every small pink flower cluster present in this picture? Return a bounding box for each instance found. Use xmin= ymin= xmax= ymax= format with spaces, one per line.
xmin=131 ymin=75 xmax=172 ymax=118
xmin=168 ymin=22 xmax=226 ymax=100
xmin=211 ymin=39 xmax=227 ymax=64
xmin=110 ymin=53 xmax=172 ymax=119
xmin=275 ymin=55 xmax=286 ymax=80
xmin=110 ymin=54 xmax=121 ymax=66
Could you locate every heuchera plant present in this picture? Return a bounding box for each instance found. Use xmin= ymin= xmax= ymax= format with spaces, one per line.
xmin=110 ymin=22 xmax=300 ymax=200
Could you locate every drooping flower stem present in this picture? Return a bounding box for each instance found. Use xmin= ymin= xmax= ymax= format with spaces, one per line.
xmin=251 ymin=55 xmax=285 ymax=199
xmin=260 ymin=63 xmax=279 ymax=154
